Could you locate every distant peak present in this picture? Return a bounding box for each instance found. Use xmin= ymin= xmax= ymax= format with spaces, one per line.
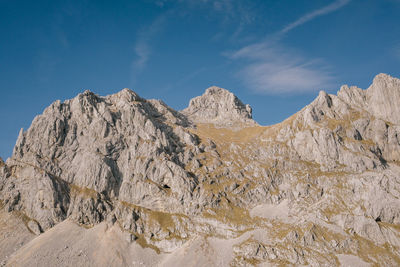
xmin=317 ymin=90 xmax=328 ymax=98
xmin=316 ymin=90 xmax=332 ymax=107
xmin=76 ymin=90 xmax=99 ymax=102
xmin=369 ymin=73 xmax=400 ymax=91
xmin=373 ymin=73 xmax=394 ymax=83
xmin=367 ymin=73 xmax=400 ymax=125
xmin=82 ymin=89 xmax=95 ymax=96
xmin=112 ymin=88 xmax=142 ymax=102
xmin=303 ymin=73 xmax=400 ymax=126
xmin=368 ymin=73 xmax=400 ymax=95
xmin=182 ymin=86 xmax=256 ymax=127
xmin=120 ymin=88 xmax=133 ymax=94
xmin=204 ymin=86 xmax=231 ymax=95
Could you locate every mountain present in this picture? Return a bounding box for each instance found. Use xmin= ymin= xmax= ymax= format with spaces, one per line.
xmin=1 ymin=73 xmax=400 ymax=266
xmin=182 ymin=86 xmax=256 ymax=126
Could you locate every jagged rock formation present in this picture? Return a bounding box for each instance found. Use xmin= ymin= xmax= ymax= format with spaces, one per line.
xmin=1 ymin=73 xmax=400 ymax=266
xmin=182 ymin=86 xmax=256 ymax=126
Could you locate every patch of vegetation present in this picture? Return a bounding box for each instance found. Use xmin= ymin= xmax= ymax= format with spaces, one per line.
xmin=147 ymin=209 xmax=175 ymax=231
xmin=69 ymin=184 xmax=99 ymax=199
xmin=134 ymin=234 xmax=161 ymax=254
xmin=202 ymin=200 xmax=260 ymax=228
xmin=353 ymin=233 xmax=400 ymax=266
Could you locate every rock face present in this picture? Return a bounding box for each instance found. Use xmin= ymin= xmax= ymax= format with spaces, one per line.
xmin=1 ymin=74 xmax=400 ymax=266
xmin=182 ymin=86 xmax=256 ymax=126
xmin=367 ymin=73 xmax=400 ymax=124
xmin=2 ymin=89 xmax=201 ymax=230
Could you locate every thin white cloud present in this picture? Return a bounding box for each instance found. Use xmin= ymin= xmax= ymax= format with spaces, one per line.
xmin=132 ymin=41 xmax=150 ymax=72
xmin=229 ymin=42 xmax=334 ymax=94
xmin=160 ymin=67 xmax=207 ymax=93
xmin=131 ymin=15 xmax=166 ymax=85
xmin=177 ymin=0 xmax=254 ymax=25
xmin=226 ymin=1 xmax=349 ymax=94
xmin=281 ymin=0 xmax=351 ymax=34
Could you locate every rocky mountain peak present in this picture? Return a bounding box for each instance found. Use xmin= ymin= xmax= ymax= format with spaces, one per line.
xmin=371 ymin=72 xmax=397 ymax=86
xmin=111 ymin=88 xmax=143 ymax=103
xmin=308 ymin=73 xmax=400 ymax=125
xmin=315 ymin=90 xmax=333 ymax=108
xmin=366 ymin=73 xmax=400 ymax=124
xmin=203 ymin=86 xmax=235 ymax=97
xmin=182 ymin=86 xmax=256 ymax=126
xmin=2 ymin=75 xmax=400 ymax=266
xmin=337 ymin=84 xmax=366 ymax=108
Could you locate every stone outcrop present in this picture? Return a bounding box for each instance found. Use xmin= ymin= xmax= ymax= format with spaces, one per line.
xmin=1 ymin=89 xmax=204 ymax=231
xmin=1 ymin=74 xmax=400 ymax=266
xmin=367 ymin=73 xmax=400 ymax=124
xmin=182 ymin=86 xmax=256 ymax=126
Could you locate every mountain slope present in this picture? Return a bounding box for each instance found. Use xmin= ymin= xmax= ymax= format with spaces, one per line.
xmin=1 ymin=74 xmax=400 ymax=266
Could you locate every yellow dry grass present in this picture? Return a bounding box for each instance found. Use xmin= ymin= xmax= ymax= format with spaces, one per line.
xmin=191 ymin=123 xmax=267 ymax=144
xmin=69 ymin=184 xmax=99 ymax=199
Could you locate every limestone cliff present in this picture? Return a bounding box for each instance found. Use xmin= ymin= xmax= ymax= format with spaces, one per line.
xmin=182 ymin=86 xmax=256 ymax=127
xmin=1 ymin=74 xmax=400 ymax=266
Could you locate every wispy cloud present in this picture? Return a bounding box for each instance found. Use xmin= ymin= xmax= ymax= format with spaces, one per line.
xmin=229 ymin=42 xmax=334 ymax=94
xmin=160 ymin=67 xmax=207 ymax=94
xmin=210 ymin=0 xmax=254 ymax=24
xmin=132 ymin=41 xmax=150 ymax=73
xmin=131 ymin=1 xmax=254 ymax=86
xmin=174 ymin=0 xmax=255 ymax=30
xmin=280 ymin=0 xmax=351 ymax=34
xmin=226 ymin=1 xmax=350 ymax=94
xmin=131 ymin=15 xmax=167 ymax=85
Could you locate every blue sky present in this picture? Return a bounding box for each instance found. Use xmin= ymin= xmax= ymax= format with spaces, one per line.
xmin=1 ymin=0 xmax=400 ymax=159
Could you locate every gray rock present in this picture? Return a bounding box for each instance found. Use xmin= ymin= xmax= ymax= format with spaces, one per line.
xmin=1 ymin=73 xmax=400 ymax=266
xmin=27 ymin=220 xmax=42 ymax=235
xmin=367 ymin=73 xmax=400 ymax=125
xmin=182 ymin=86 xmax=257 ymax=127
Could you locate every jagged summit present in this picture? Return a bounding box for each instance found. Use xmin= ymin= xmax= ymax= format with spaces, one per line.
xmin=366 ymin=73 xmax=400 ymax=124
xmin=182 ymin=86 xmax=257 ymax=127
xmin=370 ymin=72 xmax=398 ymax=85
xmin=1 ymin=74 xmax=400 ymax=266
xmin=110 ymin=88 xmax=142 ymax=102
xmin=302 ymin=73 xmax=400 ymax=125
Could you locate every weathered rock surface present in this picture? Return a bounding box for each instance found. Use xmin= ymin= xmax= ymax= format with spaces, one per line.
xmin=182 ymin=86 xmax=256 ymax=127
xmin=367 ymin=73 xmax=400 ymax=125
xmin=1 ymin=73 xmax=400 ymax=266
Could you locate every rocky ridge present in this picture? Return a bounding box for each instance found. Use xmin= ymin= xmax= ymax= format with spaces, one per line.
xmin=182 ymin=86 xmax=256 ymax=127
xmin=0 ymin=74 xmax=400 ymax=266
